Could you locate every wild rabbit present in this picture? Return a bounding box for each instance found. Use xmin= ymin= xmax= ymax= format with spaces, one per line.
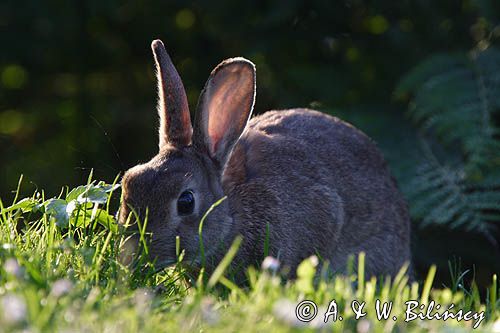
xmin=119 ymin=39 xmax=412 ymax=278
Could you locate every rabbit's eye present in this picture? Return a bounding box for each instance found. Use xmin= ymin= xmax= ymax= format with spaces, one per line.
xmin=177 ymin=190 xmax=195 ymax=216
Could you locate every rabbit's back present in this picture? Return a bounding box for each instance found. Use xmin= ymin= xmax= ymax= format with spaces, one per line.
xmin=223 ymin=108 xmax=411 ymax=276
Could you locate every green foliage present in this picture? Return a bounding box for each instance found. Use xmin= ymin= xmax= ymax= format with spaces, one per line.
xmin=0 ymin=181 xmax=499 ymax=331
xmin=396 ymin=47 xmax=500 ymax=232
xmin=1 ymin=0 xmax=500 ymax=285
xmin=2 ymin=177 xmax=120 ymax=231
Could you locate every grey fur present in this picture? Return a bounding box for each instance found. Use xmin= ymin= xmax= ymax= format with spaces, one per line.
xmin=119 ymin=40 xmax=412 ymax=279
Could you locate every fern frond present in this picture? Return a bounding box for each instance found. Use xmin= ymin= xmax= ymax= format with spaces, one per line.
xmin=402 ymin=140 xmax=498 ymax=233
xmin=395 ymin=53 xmax=468 ymax=96
xmin=398 ymin=48 xmax=500 ymax=172
xmin=397 ymin=47 xmax=500 ymax=232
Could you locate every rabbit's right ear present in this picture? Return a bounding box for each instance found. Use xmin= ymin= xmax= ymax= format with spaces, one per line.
xmin=193 ymin=58 xmax=256 ymax=168
xmin=151 ymin=40 xmax=193 ymax=149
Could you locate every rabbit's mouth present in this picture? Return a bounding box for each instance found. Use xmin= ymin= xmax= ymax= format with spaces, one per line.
xmin=151 ymin=245 xmax=222 ymax=273
xmin=153 ymin=259 xmax=204 ymax=278
xmin=153 ymin=259 xmax=178 ymax=272
xmin=152 ymin=255 xmax=203 ymax=273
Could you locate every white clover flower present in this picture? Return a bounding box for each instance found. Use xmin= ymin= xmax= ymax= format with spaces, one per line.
xmin=274 ymin=298 xmax=330 ymax=329
xmin=261 ymin=256 xmax=280 ymax=273
xmin=133 ymin=288 xmax=153 ymax=315
xmin=1 ymin=294 xmax=27 ymax=324
xmin=200 ymin=297 xmax=219 ymax=325
xmin=357 ymin=319 xmax=372 ymax=333
xmin=492 ymin=319 xmax=500 ymax=333
xmin=4 ymin=258 xmax=23 ymax=278
xmin=273 ymin=299 xmax=304 ymax=327
xmin=51 ymin=279 xmax=73 ymax=297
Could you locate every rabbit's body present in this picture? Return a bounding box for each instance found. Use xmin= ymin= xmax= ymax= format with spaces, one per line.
xmin=223 ymin=108 xmax=411 ymax=276
xmin=120 ymin=40 xmax=411 ymax=280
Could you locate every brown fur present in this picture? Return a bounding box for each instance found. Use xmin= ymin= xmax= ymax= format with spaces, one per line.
xmin=119 ymin=40 xmax=412 ymax=279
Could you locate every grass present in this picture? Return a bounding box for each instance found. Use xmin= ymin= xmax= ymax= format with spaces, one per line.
xmin=0 ymin=176 xmax=499 ymax=332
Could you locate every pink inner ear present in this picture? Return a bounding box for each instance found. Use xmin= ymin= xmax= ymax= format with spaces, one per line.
xmin=207 ymin=105 xmax=227 ymax=156
xmin=206 ymin=65 xmax=253 ymax=158
xmin=209 ymin=131 xmax=222 ymax=155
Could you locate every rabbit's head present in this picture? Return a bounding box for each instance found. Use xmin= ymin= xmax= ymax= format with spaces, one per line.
xmin=119 ymin=40 xmax=255 ymax=269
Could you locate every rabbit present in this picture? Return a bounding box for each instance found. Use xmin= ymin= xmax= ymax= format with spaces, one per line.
xmin=119 ymin=39 xmax=412 ymax=279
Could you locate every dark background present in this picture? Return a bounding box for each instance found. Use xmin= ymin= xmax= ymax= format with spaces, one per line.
xmin=1 ymin=0 xmax=499 ymax=287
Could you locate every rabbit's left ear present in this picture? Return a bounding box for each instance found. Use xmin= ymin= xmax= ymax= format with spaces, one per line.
xmin=194 ymin=58 xmax=256 ymax=167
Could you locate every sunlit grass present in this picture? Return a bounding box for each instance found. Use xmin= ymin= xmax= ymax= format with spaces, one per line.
xmin=0 ymin=176 xmax=499 ymax=332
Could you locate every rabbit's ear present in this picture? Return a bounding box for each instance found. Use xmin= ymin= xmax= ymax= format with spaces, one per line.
xmin=194 ymin=58 xmax=256 ymax=167
xmin=151 ymin=40 xmax=192 ymax=148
